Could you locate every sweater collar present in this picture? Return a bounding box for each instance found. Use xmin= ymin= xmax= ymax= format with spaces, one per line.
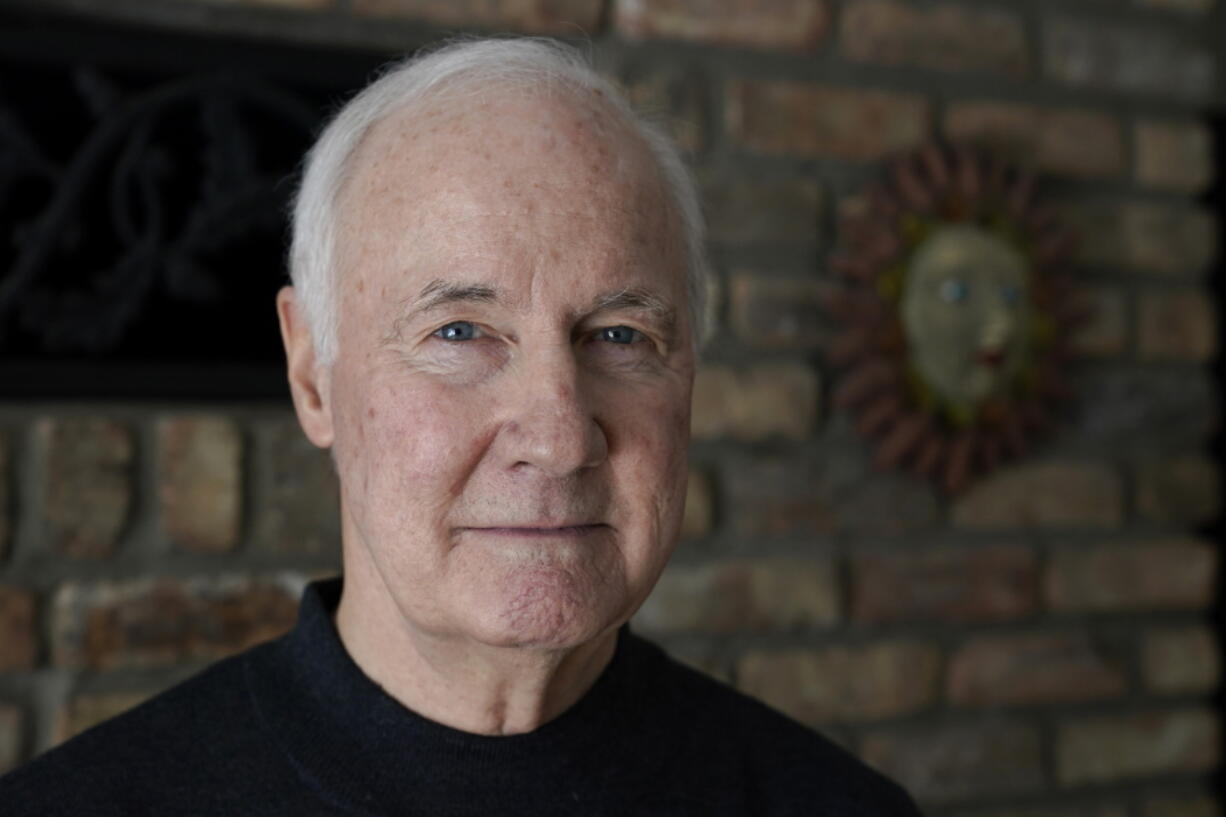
xmin=245 ymin=578 xmax=648 ymax=815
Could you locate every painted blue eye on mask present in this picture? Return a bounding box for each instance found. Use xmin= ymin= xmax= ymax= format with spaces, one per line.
xmin=939 ymin=278 xmax=969 ymax=304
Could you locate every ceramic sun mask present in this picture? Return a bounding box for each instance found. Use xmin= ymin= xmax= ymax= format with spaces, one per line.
xmin=827 ymin=146 xmax=1081 ymax=493
xmin=900 ymin=224 xmax=1033 ymax=413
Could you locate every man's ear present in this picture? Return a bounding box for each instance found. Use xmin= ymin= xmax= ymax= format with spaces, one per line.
xmin=277 ymin=286 xmax=335 ymax=449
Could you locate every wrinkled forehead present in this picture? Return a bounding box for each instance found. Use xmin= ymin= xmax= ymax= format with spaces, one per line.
xmin=332 ymin=86 xmax=684 ymax=293
xmin=342 ymin=86 xmax=661 ymax=215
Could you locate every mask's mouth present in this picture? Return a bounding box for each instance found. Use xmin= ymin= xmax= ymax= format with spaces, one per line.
xmin=977 ymin=348 xmax=1006 ymax=369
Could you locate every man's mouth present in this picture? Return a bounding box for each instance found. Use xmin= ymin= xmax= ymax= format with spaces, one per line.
xmin=461 ymin=523 xmax=609 ymax=538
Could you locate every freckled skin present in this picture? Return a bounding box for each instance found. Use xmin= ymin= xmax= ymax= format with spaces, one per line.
xmin=279 ymin=89 xmax=695 ymax=734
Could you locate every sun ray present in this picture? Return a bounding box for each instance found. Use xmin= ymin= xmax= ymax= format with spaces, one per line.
xmin=874 ymin=412 xmax=931 ymax=470
xmin=832 ymin=358 xmax=897 ymax=409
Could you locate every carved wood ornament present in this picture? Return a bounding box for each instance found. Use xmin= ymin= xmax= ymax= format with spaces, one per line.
xmin=828 ymin=145 xmax=1084 ymax=493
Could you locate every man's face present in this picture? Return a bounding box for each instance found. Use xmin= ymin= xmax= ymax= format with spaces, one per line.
xmin=319 ymin=91 xmax=694 ymax=652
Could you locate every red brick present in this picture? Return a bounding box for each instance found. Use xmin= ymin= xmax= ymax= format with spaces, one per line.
xmin=1058 ymin=708 xmax=1219 ymax=785
xmin=614 ymin=0 xmax=829 ymax=51
xmin=38 ymin=418 xmax=133 ymax=558
xmin=947 ymin=632 xmax=1127 ymax=707
xmin=725 ymin=453 xmax=939 ymax=536
xmin=1136 ymin=455 xmax=1222 ymax=526
xmin=691 ymin=364 xmax=818 ymax=440
xmin=951 ymin=462 xmax=1123 ymax=530
xmin=726 ymin=457 xmax=834 ymax=536
xmin=0 ymin=586 xmax=35 ymax=671
xmin=1143 ymin=794 xmax=1223 ymax=817
xmin=1065 ymin=200 xmax=1216 ymax=278
xmin=680 ymin=468 xmax=713 ymax=540
xmin=350 ymin=0 xmax=602 ymax=33
xmin=1072 ymin=368 xmax=1215 ymax=452
xmin=738 ymin=641 xmax=939 ymax=724
xmin=619 ymin=70 xmax=706 ymax=154
xmin=944 ymin=102 xmax=1123 ymax=178
xmin=1043 ymin=17 xmax=1214 ymax=102
xmin=257 ymin=418 xmax=339 ymax=555
xmin=1138 ymin=289 xmax=1217 ymax=362
xmin=0 ymin=704 xmax=20 ymax=774
xmin=1045 ymin=540 xmax=1216 ymax=613
xmin=861 ymin=720 xmax=1043 ymax=803
xmin=52 ymin=576 xmax=300 ymax=670
xmin=702 ymin=176 xmax=822 ymax=244
xmin=851 ymin=545 xmax=1038 ymax=624
xmin=635 ymin=557 xmax=838 ymax=634
xmin=1143 ymin=626 xmax=1220 ymax=694
xmin=158 ymin=416 xmax=242 ymax=553
xmin=726 ymin=80 xmax=930 ymax=160
xmin=53 ymin=690 xmax=157 ymax=746
xmin=841 ymin=0 xmax=1027 ymax=75
xmin=1136 ymin=120 xmax=1215 ymax=192
xmin=1069 ymin=286 xmax=1128 ymax=358
xmin=728 ymin=275 xmax=823 ymax=350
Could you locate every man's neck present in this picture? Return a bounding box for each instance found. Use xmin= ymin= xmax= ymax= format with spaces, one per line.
xmin=333 ymin=569 xmax=618 ymax=736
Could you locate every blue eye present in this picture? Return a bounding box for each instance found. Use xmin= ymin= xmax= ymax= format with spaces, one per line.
xmin=601 ymin=326 xmax=640 ymax=345
xmin=939 ymin=279 xmax=969 ymax=303
xmin=435 ymin=321 xmax=477 ymax=341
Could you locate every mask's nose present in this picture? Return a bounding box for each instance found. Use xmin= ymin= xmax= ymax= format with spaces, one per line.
xmin=980 ymin=296 xmax=1016 ymax=352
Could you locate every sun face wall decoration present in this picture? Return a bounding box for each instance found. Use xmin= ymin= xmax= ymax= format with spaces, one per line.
xmin=827 ymin=145 xmax=1084 ymax=494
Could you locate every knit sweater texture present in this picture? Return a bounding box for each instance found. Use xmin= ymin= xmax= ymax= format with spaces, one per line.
xmin=1 ymin=578 xmax=922 ymax=816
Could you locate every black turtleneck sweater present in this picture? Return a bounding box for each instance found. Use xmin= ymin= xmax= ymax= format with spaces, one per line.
xmin=2 ymin=579 xmax=921 ymax=816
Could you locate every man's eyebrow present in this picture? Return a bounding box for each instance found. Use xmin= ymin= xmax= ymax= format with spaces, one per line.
xmin=380 ymin=279 xmax=502 ymax=346
xmin=586 ymin=287 xmax=677 ymax=331
xmin=414 ymin=279 xmax=502 ymax=312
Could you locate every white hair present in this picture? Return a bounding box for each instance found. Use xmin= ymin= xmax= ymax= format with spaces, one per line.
xmin=289 ymin=37 xmax=710 ymax=365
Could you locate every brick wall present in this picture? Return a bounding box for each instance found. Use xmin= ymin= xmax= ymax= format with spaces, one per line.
xmin=1 ymin=0 xmax=1223 ymax=814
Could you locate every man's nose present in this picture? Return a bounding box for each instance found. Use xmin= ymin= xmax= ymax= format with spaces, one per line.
xmin=499 ymin=350 xmax=608 ymax=478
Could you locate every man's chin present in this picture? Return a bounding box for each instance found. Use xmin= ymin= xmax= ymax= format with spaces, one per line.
xmin=467 ymin=577 xmax=617 ymax=652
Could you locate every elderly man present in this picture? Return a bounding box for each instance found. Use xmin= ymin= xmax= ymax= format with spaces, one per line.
xmin=2 ymin=38 xmax=920 ymax=815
